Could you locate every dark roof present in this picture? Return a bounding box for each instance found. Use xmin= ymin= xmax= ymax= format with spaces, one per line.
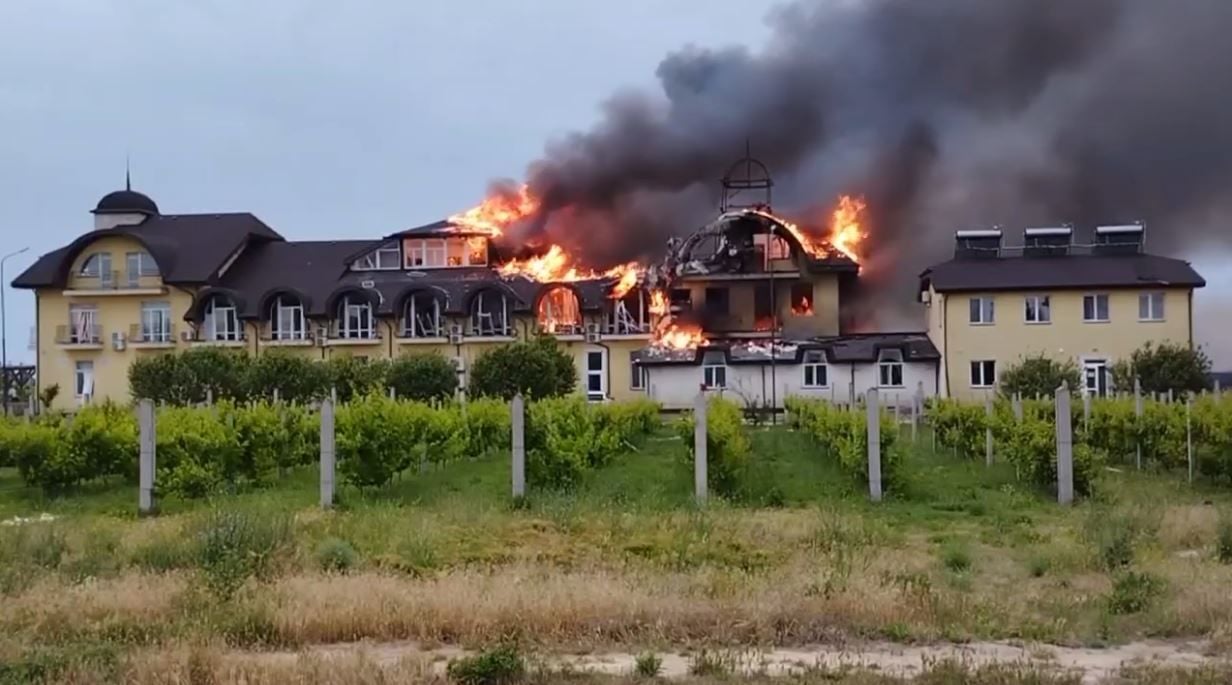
xmin=93 ymin=189 xmax=159 ymax=216
xmin=212 ymin=240 xmax=372 ymax=318
xmin=1210 ymin=372 xmax=1232 ymax=389
xmin=636 ymin=332 xmax=940 ymax=366
xmin=921 ymin=254 xmax=1205 ymax=293
xmin=11 ymin=213 xmax=284 ymax=289
xmin=385 ymin=219 xmax=493 ymax=239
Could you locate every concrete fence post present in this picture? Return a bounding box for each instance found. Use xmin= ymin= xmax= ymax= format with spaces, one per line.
xmin=330 ymin=387 xmax=338 ymax=404
xmin=511 ymin=394 xmax=526 ymax=498
xmin=694 ymin=392 xmax=708 ymax=504
xmin=138 ymin=400 xmax=156 ymax=516
xmin=1167 ymin=388 xmax=1175 ymax=404
xmin=867 ymin=388 xmax=882 ymax=503
xmin=1216 ymin=379 xmax=1222 ymax=398
xmin=389 ymin=386 xmax=397 ymax=400
xmin=205 ymin=388 xmax=213 ymax=406
xmin=1186 ymin=397 xmax=1194 ymax=484
xmin=1012 ymin=393 xmax=1024 ymax=421
xmin=272 ymin=387 xmax=280 ymax=404
xmin=984 ymin=395 xmax=994 ymax=466
xmin=1082 ymin=391 xmax=1091 ymax=433
xmin=1055 ymin=383 xmax=1073 ymax=506
xmin=910 ymin=388 xmax=921 ymax=443
xmin=319 ymin=398 xmax=335 ymax=509
xmin=1134 ymin=378 xmax=1143 ymax=470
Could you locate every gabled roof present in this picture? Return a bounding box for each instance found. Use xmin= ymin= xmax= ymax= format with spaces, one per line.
xmin=921 ymin=254 xmax=1205 ymax=293
xmin=385 ymin=219 xmax=494 ymax=239
xmin=11 ymin=213 xmax=283 ymax=289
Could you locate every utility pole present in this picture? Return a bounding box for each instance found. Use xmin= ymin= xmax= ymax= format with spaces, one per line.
xmin=1 ymin=247 xmax=30 ymax=416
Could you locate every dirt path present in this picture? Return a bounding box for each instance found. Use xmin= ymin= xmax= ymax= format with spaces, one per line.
xmin=250 ymin=638 xmax=1221 ymax=683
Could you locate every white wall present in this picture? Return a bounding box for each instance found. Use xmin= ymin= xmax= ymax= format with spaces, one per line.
xmin=93 ymin=213 xmax=147 ymax=231
xmin=645 ymin=359 xmax=938 ymax=411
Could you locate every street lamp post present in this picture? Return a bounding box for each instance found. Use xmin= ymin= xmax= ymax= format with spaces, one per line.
xmin=1 ymin=247 xmax=30 ymax=416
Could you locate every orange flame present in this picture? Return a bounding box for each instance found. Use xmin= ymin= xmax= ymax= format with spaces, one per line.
xmin=655 ymin=323 xmax=708 ymax=350
xmin=497 ymin=244 xmax=644 ymax=297
xmin=649 ymin=289 xmax=669 ymax=316
xmin=750 ymin=209 xmax=826 ymax=259
xmin=792 ymin=295 xmax=814 ymax=316
xmin=829 ymin=195 xmax=867 ymax=264
xmin=447 ymin=185 xmax=540 ymax=236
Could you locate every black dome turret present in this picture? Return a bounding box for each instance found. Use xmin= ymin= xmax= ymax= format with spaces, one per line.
xmin=93 ymin=189 xmax=159 ymax=216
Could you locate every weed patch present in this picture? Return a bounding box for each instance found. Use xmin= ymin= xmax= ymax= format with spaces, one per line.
xmin=447 ymin=644 xmax=525 ymax=685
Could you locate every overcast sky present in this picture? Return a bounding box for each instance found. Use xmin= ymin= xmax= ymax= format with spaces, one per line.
xmin=1 ymin=0 xmax=1227 ymax=368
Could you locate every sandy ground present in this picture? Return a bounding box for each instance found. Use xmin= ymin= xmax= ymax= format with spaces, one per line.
xmin=243 ymin=638 xmax=1222 ymax=683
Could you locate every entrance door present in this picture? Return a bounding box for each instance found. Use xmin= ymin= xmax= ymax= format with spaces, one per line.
xmin=1083 ymin=360 xmax=1108 ymax=397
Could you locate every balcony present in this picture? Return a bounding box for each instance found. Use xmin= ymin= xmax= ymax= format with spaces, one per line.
xmin=262 ymin=328 xmax=315 ymax=347
xmin=182 ymin=327 xmax=247 ymax=347
xmin=66 ymin=270 xmax=165 ymax=296
xmin=55 ymin=324 xmax=104 ymax=349
xmin=395 ymin=322 xmax=447 ymax=344
xmin=129 ymin=323 xmax=177 ymax=349
xmin=324 ymin=326 xmax=382 ymax=346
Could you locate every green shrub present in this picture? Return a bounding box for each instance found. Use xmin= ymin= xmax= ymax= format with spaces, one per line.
xmin=998 ymin=355 xmax=1082 ymax=400
xmin=468 ymin=336 xmax=576 ymax=400
xmin=315 ymin=537 xmax=359 ymax=573
xmin=1086 ymin=511 xmax=1148 ymax=571
xmin=66 ymin=402 xmax=139 ymax=482
xmin=193 ymin=508 xmax=291 ymax=599
xmin=928 ymin=399 xmax=988 ymax=459
xmin=446 ymin=644 xmax=525 ymax=685
xmin=995 ymin=403 xmax=1102 ymax=496
xmin=940 ymin=540 xmax=972 ymax=573
xmin=388 ymin=353 xmax=459 ymax=402
xmin=786 ymin=397 xmax=904 ymax=490
xmin=677 ymin=397 xmax=750 ymax=498
xmin=244 ymin=350 xmax=329 ymax=403
xmin=1110 ymin=341 xmax=1212 ymax=396
xmin=336 ymin=394 xmax=419 ymax=488
xmin=464 ymin=398 xmax=511 ymax=457
xmin=325 ymin=356 xmax=391 ymax=402
xmin=156 ymin=406 xmax=240 ymax=498
xmin=634 ymin=652 xmax=662 ymax=678
xmin=1107 ymin=570 xmax=1164 ymax=615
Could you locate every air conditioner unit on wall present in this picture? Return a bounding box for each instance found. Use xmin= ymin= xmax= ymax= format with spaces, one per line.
xmin=584 ymin=323 xmax=602 ymax=343
xmin=316 ymin=325 xmax=330 ymax=347
xmin=450 ymin=356 xmax=465 ymax=373
xmin=449 ymin=324 xmax=464 ymax=344
xmin=111 ymin=331 xmax=126 ymax=351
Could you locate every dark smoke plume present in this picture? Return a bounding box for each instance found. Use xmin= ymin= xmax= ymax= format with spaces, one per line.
xmin=510 ymin=0 xmax=1232 ymax=331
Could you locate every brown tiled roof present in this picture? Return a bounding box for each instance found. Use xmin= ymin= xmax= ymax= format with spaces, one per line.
xmin=921 ymin=254 xmax=1205 ymax=293
xmin=11 ymin=213 xmax=283 ymax=289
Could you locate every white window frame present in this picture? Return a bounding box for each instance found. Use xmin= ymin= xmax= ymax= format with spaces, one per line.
xmin=802 ymin=350 xmax=828 ymax=388
xmin=608 ymin=291 xmax=647 ymax=335
xmin=204 ymin=296 xmax=242 ymax=341
xmin=271 ymin=295 xmax=306 ymax=340
xmin=126 ymin=251 xmax=159 ymax=280
xmin=140 ymin=301 xmax=172 ymax=342
xmin=1083 ymin=293 xmax=1110 ymax=323
xmin=1024 ymin=294 xmax=1051 ymax=324
xmin=1139 ymin=291 xmax=1165 ymax=322
xmin=878 ymin=349 xmax=904 ymax=388
xmin=585 ymin=349 xmax=606 ymax=400
xmin=74 ymin=361 xmax=94 ymax=399
xmin=352 ymin=244 xmax=402 ymax=271
xmin=970 ymin=359 xmax=996 ymax=388
xmin=79 ymin=252 xmax=112 ymax=281
xmin=968 ymin=296 xmax=995 ymax=325
xmin=404 ymin=293 xmax=442 ymax=338
xmin=68 ymin=304 xmax=99 ymax=343
xmin=630 ymin=353 xmax=645 ymax=390
xmin=337 ymin=295 xmax=375 ymax=339
xmin=702 ymin=351 xmax=727 ymax=390
xmin=470 ymin=291 xmax=511 ymax=336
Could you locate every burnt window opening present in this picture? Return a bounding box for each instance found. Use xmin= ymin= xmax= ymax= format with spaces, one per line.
xmin=753 ymin=284 xmax=772 ymax=327
xmin=790 ymin=283 xmax=815 ymax=316
xmin=470 ymin=290 xmax=511 ymax=337
xmin=538 ymin=286 xmax=581 ymax=335
xmin=403 ymin=292 xmax=443 ymax=338
xmin=607 ymin=289 xmax=648 ymax=335
xmin=754 ymin=233 xmax=791 ymax=263
xmin=704 ymin=287 xmax=730 ymax=317
xmin=669 ymin=288 xmax=692 ymax=312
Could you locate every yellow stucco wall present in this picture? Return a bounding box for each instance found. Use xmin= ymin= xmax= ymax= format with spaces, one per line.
xmin=674 ymin=273 xmax=840 ymax=338
xmin=931 ymin=287 xmax=1193 ymax=401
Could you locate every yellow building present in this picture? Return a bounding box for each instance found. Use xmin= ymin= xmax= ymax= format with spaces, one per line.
xmin=919 ymin=226 xmax=1205 ymax=401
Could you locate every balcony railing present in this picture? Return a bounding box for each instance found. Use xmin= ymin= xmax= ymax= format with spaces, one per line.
xmin=264 ymin=328 xmax=313 ymax=343
xmin=129 ymin=323 xmax=176 ymax=344
xmin=71 ymin=269 xmax=162 ymax=291
xmin=181 ymin=327 xmax=246 ymax=343
xmin=327 ymin=326 xmax=382 ymax=342
xmin=56 ymin=324 xmax=103 ymax=345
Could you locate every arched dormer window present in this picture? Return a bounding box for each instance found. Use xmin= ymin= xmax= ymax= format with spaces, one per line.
xmin=469 ymin=289 xmax=510 ymax=337
xmin=270 ymin=294 xmax=306 ymax=341
xmin=125 ymin=251 xmax=159 ymax=284
xmin=537 ymin=286 xmax=581 ymax=335
xmin=606 ymin=289 xmax=648 ymax=334
xmin=203 ymin=294 xmax=242 ymax=342
xmin=335 ymin=294 xmax=375 ymax=340
xmin=79 ymin=252 xmax=112 ymax=282
xmin=402 ymin=291 xmax=443 ymax=338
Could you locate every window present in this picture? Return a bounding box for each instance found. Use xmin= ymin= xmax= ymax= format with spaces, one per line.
xmin=755 ymin=233 xmax=791 ymax=261
xmin=405 ymin=239 xmax=448 ymax=268
xmin=203 ymin=295 xmax=241 ymax=341
xmin=608 ymin=290 xmax=647 ymax=334
xmin=586 ymin=350 xmax=606 ymax=400
xmin=271 ymin=295 xmax=306 ymax=340
xmin=970 ymin=360 xmax=996 ymax=388
xmin=466 ymin=238 xmax=488 ymax=266
xmin=140 ymin=301 xmax=172 ymax=342
xmin=791 ymin=283 xmax=814 ymax=316
xmin=702 ymin=351 xmax=727 ymax=389
xmin=538 ymin=286 xmax=582 ymax=334
xmin=704 ymin=287 xmax=729 ymax=316
xmin=404 ymin=292 xmax=443 ymax=338
xmin=470 ymin=290 xmax=510 ymax=336
xmin=1024 ymin=295 xmax=1051 ymax=324
xmin=353 ymin=244 xmax=403 ymax=271
xmin=1083 ymin=294 xmax=1110 ymax=322
xmin=126 ymin=251 xmax=159 ymax=281
xmin=68 ymin=304 xmax=99 ymax=343
xmin=630 ymin=353 xmax=645 ymax=390
xmin=337 ymin=295 xmax=375 ymax=339
xmin=802 ymin=350 xmax=828 ymax=388
xmin=969 ymin=296 xmax=994 ymax=324
xmin=669 ymin=288 xmax=692 ymax=310
xmin=1139 ymin=292 xmax=1165 ymax=321
xmin=74 ymin=361 xmax=94 ymax=399
xmin=878 ymin=349 xmax=904 ymax=387
xmin=79 ymin=252 xmax=111 ymax=279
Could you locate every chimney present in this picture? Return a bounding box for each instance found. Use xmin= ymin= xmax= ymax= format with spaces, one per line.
xmin=954 ymin=229 xmax=1003 ymax=259
xmin=1023 ymin=226 xmax=1073 ymax=257
xmin=1094 ymin=223 xmax=1145 ymax=255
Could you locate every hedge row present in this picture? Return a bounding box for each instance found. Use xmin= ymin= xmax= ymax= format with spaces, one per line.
xmin=785 ymin=397 xmax=904 ymax=489
xmin=677 ymin=397 xmax=750 ymax=498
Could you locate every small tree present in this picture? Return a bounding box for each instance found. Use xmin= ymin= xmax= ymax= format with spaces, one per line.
xmin=468 ymin=336 xmax=576 ymax=400
xmin=1110 ymin=342 xmax=1211 ymax=395
xmin=999 ymin=355 xmax=1082 ymax=398
xmin=245 ymin=350 xmax=328 ymax=403
xmin=130 ymin=348 xmax=248 ymax=404
xmin=324 ymin=355 xmax=390 ymax=402
xmin=387 ymin=353 xmax=458 ymax=402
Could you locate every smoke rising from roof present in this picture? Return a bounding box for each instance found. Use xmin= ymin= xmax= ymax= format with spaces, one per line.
xmin=505 ymin=0 xmax=1232 ymax=328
